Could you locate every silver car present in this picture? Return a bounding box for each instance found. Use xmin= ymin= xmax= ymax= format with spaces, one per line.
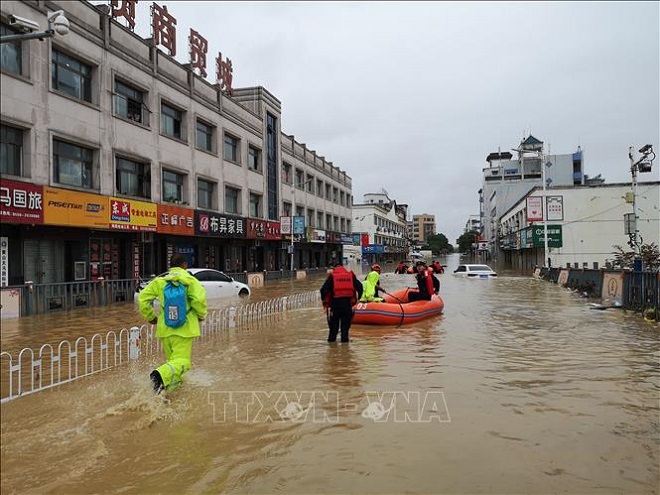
xmin=452 ymin=264 xmax=498 ymax=278
xmin=134 ymin=268 xmax=251 ymax=305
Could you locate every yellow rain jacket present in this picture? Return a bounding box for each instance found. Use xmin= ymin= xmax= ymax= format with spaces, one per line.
xmin=360 ymin=270 xmax=383 ymax=302
xmin=138 ymin=267 xmax=207 ymax=338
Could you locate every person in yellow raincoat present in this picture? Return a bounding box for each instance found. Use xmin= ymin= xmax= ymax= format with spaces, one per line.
xmin=360 ymin=264 xmax=385 ymax=302
xmin=138 ymin=253 xmax=207 ymax=393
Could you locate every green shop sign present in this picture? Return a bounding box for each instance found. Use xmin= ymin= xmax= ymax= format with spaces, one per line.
xmin=531 ymin=224 xmax=563 ymax=248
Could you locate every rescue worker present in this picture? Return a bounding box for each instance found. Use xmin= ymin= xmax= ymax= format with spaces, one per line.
xmin=395 ymin=261 xmax=409 ymax=274
xmin=320 ymin=261 xmax=363 ymax=343
xmin=138 ymin=253 xmax=207 ymax=393
xmin=360 ymin=264 xmax=385 ymax=302
xmin=408 ymin=261 xmax=440 ymax=302
xmin=431 ymin=260 xmax=445 ymax=274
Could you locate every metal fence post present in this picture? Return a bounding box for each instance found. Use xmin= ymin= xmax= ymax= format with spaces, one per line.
xmin=228 ymin=306 xmax=236 ymax=328
xmin=129 ymin=326 xmax=141 ymax=360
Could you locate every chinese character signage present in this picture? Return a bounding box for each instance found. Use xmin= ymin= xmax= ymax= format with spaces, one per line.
xmin=280 ymin=216 xmax=292 ymax=235
xmin=0 ymin=237 xmax=8 ymax=287
xmin=189 ymin=28 xmax=208 ymax=77
xmin=526 ymin=196 xmax=543 ymax=222
xmin=531 ymin=224 xmax=563 ymax=248
xmin=44 ymin=187 xmax=109 ymax=228
xmin=109 ymin=198 xmax=157 ymax=231
xmin=265 ymin=221 xmax=281 ymax=240
xmin=0 ymin=179 xmax=43 ymax=224
xmin=111 ymin=0 xmax=138 ymax=31
xmin=341 ymin=233 xmax=354 ymax=245
xmin=151 ymin=2 xmax=177 ymax=56
xmin=195 ymin=210 xmax=246 ymax=238
xmin=247 ymin=218 xmax=266 ymax=239
xmin=546 ymin=195 xmax=564 ymax=221
xmin=306 ymin=228 xmax=326 ymax=243
xmin=216 ymin=51 xmax=234 ymax=95
xmin=157 ymin=204 xmax=194 ymax=235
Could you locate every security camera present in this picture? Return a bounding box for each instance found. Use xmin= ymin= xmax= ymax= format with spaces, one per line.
xmin=48 ymin=10 xmax=69 ymax=36
xmin=8 ymin=14 xmax=41 ymax=33
xmin=639 ymin=144 xmax=653 ymax=154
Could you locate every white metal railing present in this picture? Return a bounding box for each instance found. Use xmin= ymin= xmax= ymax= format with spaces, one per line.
xmin=0 ymin=291 xmax=320 ymax=403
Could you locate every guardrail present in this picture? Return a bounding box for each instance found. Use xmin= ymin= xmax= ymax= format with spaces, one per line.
xmin=0 ymin=291 xmax=321 ymax=403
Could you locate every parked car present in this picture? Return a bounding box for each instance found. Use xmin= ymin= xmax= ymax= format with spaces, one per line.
xmin=134 ymin=268 xmax=251 ymax=306
xmin=452 ymin=264 xmax=498 ymax=278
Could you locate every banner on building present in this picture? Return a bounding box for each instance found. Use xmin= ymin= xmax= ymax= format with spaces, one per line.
xmin=307 ymin=228 xmax=326 ymax=243
xmin=247 ymin=218 xmax=267 ymax=239
xmin=265 ymin=221 xmax=281 ymax=240
xmin=280 ymin=216 xmax=292 ymax=235
xmin=526 ymin=196 xmax=543 ymax=222
xmin=157 ymin=204 xmax=194 ymax=235
xmin=44 ymin=187 xmax=109 ymax=228
xmin=195 ymin=210 xmax=246 ymax=238
xmin=546 ymin=195 xmax=564 ymax=221
xmin=109 ymin=198 xmax=157 ymax=231
xmin=0 ymin=237 xmax=8 ymax=287
xmin=341 ymin=233 xmax=354 ymax=245
xmin=293 ymin=216 xmax=306 ymax=235
xmin=0 ymin=179 xmax=44 ymax=224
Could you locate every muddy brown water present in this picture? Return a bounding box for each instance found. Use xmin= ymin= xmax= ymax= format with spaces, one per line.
xmin=1 ymin=257 xmax=658 ymax=494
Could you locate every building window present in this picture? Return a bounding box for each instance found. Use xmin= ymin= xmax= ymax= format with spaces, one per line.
xmin=114 ymin=79 xmax=148 ymax=125
xmin=295 ymin=169 xmax=305 ymax=189
xmin=282 ymin=201 xmax=292 ymax=217
xmin=282 ymin=162 xmax=292 ymax=185
xmin=51 ymin=49 xmax=92 ymax=102
xmin=116 ymin=157 xmax=150 ymax=199
xmin=53 ymin=139 xmax=94 ymax=188
xmin=162 ymin=170 xmax=184 ymax=203
xmin=223 ymin=134 xmax=239 ymax=162
xmin=248 ymin=146 xmax=261 ymax=172
xmin=161 ymin=102 xmax=183 ymax=139
xmin=0 ymin=24 xmax=22 ymax=75
xmin=306 ymin=175 xmax=314 ymax=193
xmin=325 ymin=183 xmax=331 ymax=199
xmin=249 ymin=192 xmax=262 ymax=218
xmin=316 ymin=179 xmax=323 ymax=198
xmin=198 ymin=178 xmax=214 ymax=209
xmin=225 ymin=186 xmax=240 ymax=214
xmin=0 ymin=125 xmax=23 ymax=176
xmin=317 ymin=211 xmax=324 ymax=229
xmin=196 ymin=120 xmax=214 ymax=152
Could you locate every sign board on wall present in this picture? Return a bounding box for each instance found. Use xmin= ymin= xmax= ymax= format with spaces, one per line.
xmin=0 ymin=179 xmax=44 ymax=224
xmin=195 ymin=211 xmax=246 ymax=238
xmin=109 ymin=198 xmax=157 ymax=231
xmin=531 ymin=224 xmax=563 ymax=248
xmin=44 ymin=187 xmax=109 ymax=228
xmin=546 ymin=195 xmax=564 ymax=221
xmin=0 ymin=237 xmax=8 ymax=287
xmin=157 ymin=204 xmax=194 ymax=235
xmin=526 ymin=196 xmax=543 ymax=222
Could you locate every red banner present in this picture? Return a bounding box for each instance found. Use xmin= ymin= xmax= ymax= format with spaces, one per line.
xmin=157 ymin=204 xmax=194 ymax=235
xmin=0 ymin=179 xmax=44 ymax=224
xmin=247 ymin=218 xmax=266 ymax=239
xmin=265 ymin=221 xmax=281 ymax=240
xmin=361 ymin=234 xmax=369 ymax=247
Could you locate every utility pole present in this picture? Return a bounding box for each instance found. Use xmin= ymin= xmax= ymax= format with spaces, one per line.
xmin=628 ymin=144 xmax=655 ymax=270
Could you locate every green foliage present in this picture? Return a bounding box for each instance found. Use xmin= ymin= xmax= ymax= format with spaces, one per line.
xmin=611 ymin=242 xmax=660 ymax=271
xmin=456 ymin=231 xmax=479 ymax=253
xmin=423 ymin=233 xmax=453 ymax=254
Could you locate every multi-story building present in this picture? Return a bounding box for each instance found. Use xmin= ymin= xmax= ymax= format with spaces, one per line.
xmin=499 ymin=182 xmax=660 ymax=270
xmin=464 ymin=214 xmax=480 ymax=234
xmin=411 ymin=214 xmax=436 ymax=245
xmin=0 ymin=1 xmax=352 ymax=285
xmin=352 ymin=191 xmax=409 ymax=264
xmin=479 ymin=135 xmax=585 ymax=259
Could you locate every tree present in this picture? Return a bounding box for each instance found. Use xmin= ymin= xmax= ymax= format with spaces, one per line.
xmin=424 ymin=233 xmax=453 ymax=254
xmin=611 ymin=242 xmax=660 ymax=271
xmin=456 ymin=231 xmax=479 ymax=253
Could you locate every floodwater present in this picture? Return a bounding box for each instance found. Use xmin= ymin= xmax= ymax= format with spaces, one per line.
xmin=1 ymin=255 xmax=658 ymax=494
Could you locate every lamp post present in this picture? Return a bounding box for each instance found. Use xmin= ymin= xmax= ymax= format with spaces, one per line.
xmin=628 ymin=144 xmax=655 ymax=270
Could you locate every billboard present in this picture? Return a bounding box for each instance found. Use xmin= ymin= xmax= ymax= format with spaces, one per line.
xmin=109 ymin=197 xmax=157 ymax=231
xmin=195 ymin=211 xmax=246 ymax=238
xmin=157 ymin=204 xmax=194 ymax=235
xmin=44 ymin=187 xmax=109 ymax=228
xmin=526 ymin=196 xmax=543 ymax=222
xmin=0 ymin=179 xmax=43 ymax=224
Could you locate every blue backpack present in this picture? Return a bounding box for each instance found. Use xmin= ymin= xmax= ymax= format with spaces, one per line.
xmin=163 ymin=280 xmax=188 ymax=328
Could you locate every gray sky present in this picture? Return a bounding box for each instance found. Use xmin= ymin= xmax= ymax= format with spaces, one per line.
xmin=120 ymin=1 xmax=659 ymax=243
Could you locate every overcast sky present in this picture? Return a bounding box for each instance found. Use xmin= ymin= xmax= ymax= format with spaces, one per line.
xmin=117 ymin=1 xmax=659 ymax=243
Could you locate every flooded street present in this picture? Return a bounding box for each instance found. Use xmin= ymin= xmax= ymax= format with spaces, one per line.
xmin=1 ymin=256 xmax=658 ymax=494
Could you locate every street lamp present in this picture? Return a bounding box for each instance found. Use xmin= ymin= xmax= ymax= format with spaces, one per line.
xmin=0 ymin=11 xmax=70 ymax=43
xmin=628 ymin=144 xmax=656 ymax=269
xmin=289 ymin=176 xmax=314 ymax=270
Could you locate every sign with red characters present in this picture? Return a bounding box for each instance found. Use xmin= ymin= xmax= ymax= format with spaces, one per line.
xmin=0 ymin=179 xmax=44 ymax=224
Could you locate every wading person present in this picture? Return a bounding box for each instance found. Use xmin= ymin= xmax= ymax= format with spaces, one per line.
xmin=320 ymin=261 xmax=363 ymax=343
xmin=138 ymin=253 xmax=207 ymax=393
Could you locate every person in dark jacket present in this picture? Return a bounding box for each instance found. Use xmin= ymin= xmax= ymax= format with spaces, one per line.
xmin=408 ymin=261 xmax=440 ymax=302
xmin=320 ymin=262 xmax=363 ymax=343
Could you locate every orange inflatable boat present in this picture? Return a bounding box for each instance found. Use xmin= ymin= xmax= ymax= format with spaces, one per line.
xmin=352 ymin=288 xmax=444 ymax=326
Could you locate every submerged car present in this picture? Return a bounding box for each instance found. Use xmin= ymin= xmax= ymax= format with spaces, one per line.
xmin=452 ymin=264 xmax=498 ymax=278
xmin=134 ymin=268 xmax=250 ymax=305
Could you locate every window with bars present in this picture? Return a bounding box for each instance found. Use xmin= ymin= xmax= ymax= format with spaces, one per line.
xmin=114 ymin=79 xmax=148 ymax=125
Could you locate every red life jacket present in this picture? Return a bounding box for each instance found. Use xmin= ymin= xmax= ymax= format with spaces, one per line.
xmin=332 ymin=266 xmax=356 ymax=303
xmin=424 ymin=268 xmax=435 ymax=295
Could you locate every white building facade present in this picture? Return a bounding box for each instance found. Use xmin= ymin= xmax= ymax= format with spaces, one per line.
xmin=499 ymin=182 xmax=660 ymax=270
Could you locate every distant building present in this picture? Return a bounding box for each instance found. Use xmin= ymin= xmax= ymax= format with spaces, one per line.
xmin=411 ymin=214 xmax=436 ymax=245
xmin=352 ymin=190 xmax=409 ymax=264
xmin=464 ymin=215 xmax=480 ymax=233
xmin=480 ymin=135 xmax=586 ymax=258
